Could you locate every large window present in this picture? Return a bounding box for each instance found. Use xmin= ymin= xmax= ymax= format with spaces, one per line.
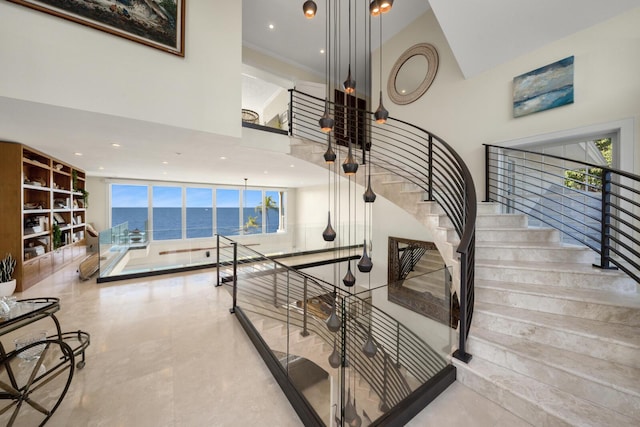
xmin=110 ymin=182 xmax=285 ymax=239
xmin=152 ymin=186 xmax=182 ymax=240
xmin=186 ymin=187 xmax=213 ymax=238
xmin=216 ymin=189 xmax=240 ymax=237
xmin=111 ymin=184 xmax=148 ymax=232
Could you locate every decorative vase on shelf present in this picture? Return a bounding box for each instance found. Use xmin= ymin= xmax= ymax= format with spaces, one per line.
xmin=0 ymin=279 xmax=16 ymax=297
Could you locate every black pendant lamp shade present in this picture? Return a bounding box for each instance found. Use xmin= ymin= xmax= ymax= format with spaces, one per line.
xmin=326 ymin=299 xmax=342 ymax=332
xmin=342 ymin=142 xmax=359 ymax=175
xmin=374 ymin=91 xmax=389 ymax=124
xmin=369 ymin=0 xmax=381 ymax=16
xmin=303 ymin=0 xmax=317 ymax=18
xmin=343 ymin=261 xmax=356 ymax=287
xmin=344 ymin=390 xmax=357 ymax=424
xmin=350 ymin=400 xmax=362 ymax=427
xmin=324 ymin=140 xmax=337 ymax=163
xmin=319 ymin=99 xmax=335 ymax=132
xmin=363 ymin=174 xmax=377 ymax=203
xmin=328 ymin=338 xmax=341 ymax=368
xmin=322 ymin=211 xmax=337 ymax=241
xmin=357 ymin=240 xmax=373 ymax=273
xmin=362 ymin=331 xmax=378 ymax=358
xmin=343 ymin=65 xmax=356 ymax=95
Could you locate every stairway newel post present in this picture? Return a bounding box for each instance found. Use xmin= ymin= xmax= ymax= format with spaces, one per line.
xmin=484 ymin=144 xmax=491 ymax=202
xmin=229 ymin=242 xmax=237 ymax=314
xmin=216 ymin=234 xmax=221 ymax=287
xmin=453 ymin=252 xmax=472 ymax=363
xmin=301 ymin=277 xmax=309 ymax=336
xmin=595 ymin=170 xmax=616 ymax=270
xmin=288 ymin=89 xmax=293 ymax=136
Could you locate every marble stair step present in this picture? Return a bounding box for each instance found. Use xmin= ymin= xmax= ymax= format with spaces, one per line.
xmin=476 ymin=279 xmax=640 ymax=326
xmin=477 ymin=202 xmax=501 ymax=214
xmin=473 ymin=302 xmax=640 ymax=369
xmin=468 ymin=328 xmax=640 ymax=420
xmin=476 ymin=213 xmax=528 ymax=228
xmin=475 ymin=241 xmax=595 ymax=263
xmin=454 ymin=356 xmax=637 ymax=427
xmin=476 ymin=227 xmax=559 ymax=243
xmin=475 ymin=259 xmax=637 ymax=293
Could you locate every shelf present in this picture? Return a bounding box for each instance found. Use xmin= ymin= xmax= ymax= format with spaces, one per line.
xmin=73 ymin=223 xmax=86 ymax=228
xmin=23 ymin=231 xmax=50 ymax=239
xmin=53 ymin=208 xmax=72 ymax=213
xmin=22 ymin=158 xmax=51 ymax=170
xmin=23 ymin=184 xmax=50 ymax=191
xmin=53 ymin=189 xmax=72 ymax=194
xmin=24 ymin=209 xmax=50 ymax=214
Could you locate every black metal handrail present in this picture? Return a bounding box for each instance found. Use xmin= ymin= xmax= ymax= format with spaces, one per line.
xmin=485 ymin=144 xmax=640 ymax=283
xmin=217 ymin=236 xmax=449 ymax=424
xmin=289 ymin=89 xmax=477 ymax=362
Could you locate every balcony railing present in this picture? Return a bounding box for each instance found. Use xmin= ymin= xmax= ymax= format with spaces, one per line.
xmin=217 ymin=235 xmax=454 ymax=426
xmin=485 ymin=144 xmax=640 ymax=283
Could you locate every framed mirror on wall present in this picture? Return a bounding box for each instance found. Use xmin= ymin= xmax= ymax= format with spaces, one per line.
xmin=387 ymin=43 xmax=439 ymax=105
xmin=387 ymin=236 xmax=458 ymax=328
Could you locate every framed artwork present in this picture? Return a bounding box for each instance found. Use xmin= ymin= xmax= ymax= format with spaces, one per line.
xmin=513 ymin=56 xmax=574 ymax=118
xmin=8 ymin=0 xmax=185 ymax=56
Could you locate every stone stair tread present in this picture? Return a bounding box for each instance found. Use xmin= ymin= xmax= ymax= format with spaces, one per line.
xmin=475 ymin=241 xmax=589 ymax=249
xmin=455 ymin=357 xmax=637 ymax=426
xmin=476 ymin=279 xmax=640 ymax=309
xmin=471 ymin=328 xmax=640 ymax=398
xmin=476 ymin=258 xmax=632 ymax=278
xmin=475 ymin=302 xmax=640 ymax=348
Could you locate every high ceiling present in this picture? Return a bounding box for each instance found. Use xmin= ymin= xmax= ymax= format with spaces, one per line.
xmin=0 ymin=1 xmax=637 ymax=189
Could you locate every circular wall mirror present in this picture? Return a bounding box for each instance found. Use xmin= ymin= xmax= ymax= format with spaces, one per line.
xmin=387 ymin=43 xmax=438 ymax=105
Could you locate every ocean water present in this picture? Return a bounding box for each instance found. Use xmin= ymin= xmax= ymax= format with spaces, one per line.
xmin=111 ymin=207 xmax=279 ymax=239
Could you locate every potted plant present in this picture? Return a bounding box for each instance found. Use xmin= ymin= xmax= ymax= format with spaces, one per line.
xmin=53 ymin=224 xmax=63 ymax=249
xmin=0 ymin=253 xmax=17 ymax=297
xmin=79 ymin=188 xmax=90 ymax=208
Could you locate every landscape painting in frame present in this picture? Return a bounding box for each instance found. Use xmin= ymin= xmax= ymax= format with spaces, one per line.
xmin=513 ymin=56 xmax=574 ymax=118
xmin=8 ymin=0 xmax=185 ymax=56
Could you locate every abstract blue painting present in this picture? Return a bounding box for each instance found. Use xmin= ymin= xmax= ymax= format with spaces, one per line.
xmin=513 ymin=56 xmax=574 ymax=118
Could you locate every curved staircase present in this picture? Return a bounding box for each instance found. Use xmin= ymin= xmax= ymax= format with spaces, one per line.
xmin=289 ymin=138 xmax=640 ymax=426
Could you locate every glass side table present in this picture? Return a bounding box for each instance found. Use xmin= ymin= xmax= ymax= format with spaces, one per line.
xmin=0 ymin=297 xmax=90 ymax=426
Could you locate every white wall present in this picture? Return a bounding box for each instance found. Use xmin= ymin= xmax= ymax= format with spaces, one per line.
xmin=376 ymin=8 xmax=640 ymax=193
xmin=0 ymin=1 xmax=242 ymax=138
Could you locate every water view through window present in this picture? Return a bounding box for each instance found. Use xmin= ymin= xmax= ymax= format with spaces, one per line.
xmin=111 ymin=184 xmax=282 ymax=240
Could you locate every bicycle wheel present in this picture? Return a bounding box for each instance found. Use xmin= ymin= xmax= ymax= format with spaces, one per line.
xmin=0 ymin=339 xmax=75 ymax=426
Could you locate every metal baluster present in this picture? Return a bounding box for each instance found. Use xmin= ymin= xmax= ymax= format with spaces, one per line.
xmin=229 ymin=242 xmax=237 ymax=314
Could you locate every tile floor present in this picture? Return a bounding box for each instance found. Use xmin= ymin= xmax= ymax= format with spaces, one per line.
xmin=8 ymin=263 xmax=531 ymax=426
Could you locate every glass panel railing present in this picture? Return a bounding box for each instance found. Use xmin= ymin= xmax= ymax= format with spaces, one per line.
xmin=96 ymin=221 xmax=363 ymax=282
xmin=219 ymin=237 xmax=451 ymax=426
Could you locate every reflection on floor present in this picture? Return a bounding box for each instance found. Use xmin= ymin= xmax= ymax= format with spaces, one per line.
xmin=11 ymin=262 xmax=531 ymax=426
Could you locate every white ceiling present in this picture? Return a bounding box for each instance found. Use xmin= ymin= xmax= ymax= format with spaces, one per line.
xmin=1 ymin=1 xmax=637 ymax=189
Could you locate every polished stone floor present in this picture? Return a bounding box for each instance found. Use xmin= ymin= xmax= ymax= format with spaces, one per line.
xmin=11 ymin=263 xmax=531 ymax=426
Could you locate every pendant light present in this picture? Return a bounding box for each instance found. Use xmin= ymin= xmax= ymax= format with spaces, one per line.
xmin=343 ymin=261 xmax=356 ymax=287
xmin=324 ymin=138 xmax=336 ymax=163
xmin=326 ymin=293 xmax=342 ymax=332
xmin=319 ymin=0 xmax=334 ymax=132
xmin=323 ymin=212 xmax=336 ymax=241
xmin=303 ymin=0 xmax=317 ymax=19
xmin=344 ymin=388 xmax=357 ymax=424
xmin=380 ymin=0 xmax=393 ymax=14
xmin=342 ymin=140 xmax=359 ymax=175
xmin=363 ymin=331 xmax=378 ymax=358
xmin=357 ymin=239 xmax=373 ymax=272
xmin=328 ymin=336 xmax=341 ymax=368
xmin=363 ymin=174 xmax=376 ymax=202
xmin=343 ymin=0 xmax=356 ymax=94
xmin=369 ymin=0 xmax=381 ymax=17
xmin=373 ymin=12 xmax=389 ymax=124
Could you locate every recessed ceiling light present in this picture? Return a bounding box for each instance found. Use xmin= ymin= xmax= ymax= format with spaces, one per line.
xmin=111 ymin=143 xmax=121 ymax=147
xmin=320 ymin=49 xmax=325 ymax=54
xmin=264 ymin=170 xmax=269 ymax=174
xmin=220 ymin=156 xmax=227 ymax=160
xmin=162 ymin=161 xmax=169 ymax=165
xmin=74 ymin=152 xmax=82 ymax=156
xmin=268 ymin=24 xmax=274 ymax=30
xmin=98 ymin=166 xmax=104 ymax=170
xmin=401 ymin=89 xmax=406 ymax=94
xmin=290 ymin=164 xmax=295 ymax=168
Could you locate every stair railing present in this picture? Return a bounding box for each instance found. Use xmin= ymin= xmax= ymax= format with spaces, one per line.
xmin=485 ymin=144 xmax=640 ymax=283
xmin=217 ymin=235 xmax=452 ymax=425
xmin=289 ymin=89 xmax=477 ymax=362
